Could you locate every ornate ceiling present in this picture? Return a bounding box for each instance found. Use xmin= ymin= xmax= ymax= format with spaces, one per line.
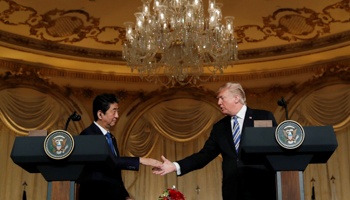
xmin=0 ymin=0 xmax=350 ymax=89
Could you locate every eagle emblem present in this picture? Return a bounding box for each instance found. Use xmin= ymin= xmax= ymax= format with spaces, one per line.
xmin=275 ymin=120 xmax=305 ymax=149
xmin=44 ymin=130 xmax=74 ymax=160
xmin=52 ymin=135 xmax=68 ymax=154
xmin=283 ymin=126 xmax=298 ymax=144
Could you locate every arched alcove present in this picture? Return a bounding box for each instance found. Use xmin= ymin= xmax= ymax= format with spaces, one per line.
xmin=116 ymin=88 xmax=226 ymax=200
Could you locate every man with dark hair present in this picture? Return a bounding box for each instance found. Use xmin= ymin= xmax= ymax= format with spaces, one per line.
xmin=79 ymin=93 xmax=161 ymax=200
xmin=154 ymin=83 xmax=277 ymax=200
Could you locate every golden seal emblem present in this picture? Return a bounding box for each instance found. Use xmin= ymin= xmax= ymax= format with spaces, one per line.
xmin=275 ymin=120 xmax=305 ymax=149
xmin=44 ymin=130 xmax=74 ymax=160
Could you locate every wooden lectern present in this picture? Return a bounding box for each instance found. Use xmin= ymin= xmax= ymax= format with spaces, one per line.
xmin=240 ymin=126 xmax=338 ymax=200
xmin=11 ymin=135 xmax=116 ymax=200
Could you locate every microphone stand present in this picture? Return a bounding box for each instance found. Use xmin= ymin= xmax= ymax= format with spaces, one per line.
xmin=64 ymin=111 xmax=81 ymax=131
xmin=278 ymin=97 xmax=289 ymax=120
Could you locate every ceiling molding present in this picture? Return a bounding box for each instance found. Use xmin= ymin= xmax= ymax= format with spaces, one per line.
xmin=1 ymin=56 xmax=350 ymax=83
xmin=1 ymin=29 xmax=350 ymax=64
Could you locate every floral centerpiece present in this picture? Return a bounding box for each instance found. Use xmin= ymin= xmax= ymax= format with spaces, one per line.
xmin=158 ymin=189 xmax=186 ymax=200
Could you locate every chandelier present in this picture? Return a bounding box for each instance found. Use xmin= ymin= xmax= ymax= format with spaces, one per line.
xmin=122 ymin=0 xmax=238 ymax=87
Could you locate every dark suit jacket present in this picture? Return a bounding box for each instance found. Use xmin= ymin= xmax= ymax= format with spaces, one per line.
xmin=79 ymin=123 xmax=139 ymax=199
xmin=177 ymin=107 xmax=277 ymax=200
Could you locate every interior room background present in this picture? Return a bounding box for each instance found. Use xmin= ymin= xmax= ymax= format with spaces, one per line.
xmin=1 ymin=0 xmax=350 ymax=199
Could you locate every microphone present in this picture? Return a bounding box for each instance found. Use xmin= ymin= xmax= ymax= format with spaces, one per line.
xmin=64 ymin=111 xmax=81 ymax=131
xmin=277 ymin=96 xmax=289 ymax=120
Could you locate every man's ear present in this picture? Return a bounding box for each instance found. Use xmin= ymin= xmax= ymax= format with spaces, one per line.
xmin=235 ymin=95 xmax=240 ymax=103
xmin=98 ymin=111 xmax=103 ymax=119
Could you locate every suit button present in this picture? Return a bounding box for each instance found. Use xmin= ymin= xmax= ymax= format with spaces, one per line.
xmin=236 ymin=159 xmax=239 ymax=162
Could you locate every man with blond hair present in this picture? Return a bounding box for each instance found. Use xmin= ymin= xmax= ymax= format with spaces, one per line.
xmin=154 ymin=83 xmax=277 ymax=200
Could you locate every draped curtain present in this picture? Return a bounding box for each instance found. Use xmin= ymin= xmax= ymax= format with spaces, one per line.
xmin=0 ymin=88 xmax=82 ymax=200
xmin=2 ymin=83 xmax=350 ymax=200
xmin=122 ymin=98 xmax=225 ymax=200
xmin=283 ymin=84 xmax=350 ymax=200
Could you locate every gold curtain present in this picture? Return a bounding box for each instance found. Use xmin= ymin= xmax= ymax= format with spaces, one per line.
xmin=0 ymin=88 xmax=82 ymax=200
xmin=286 ymin=84 xmax=350 ymax=200
xmin=122 ymin=98 xmax=225 ymax=200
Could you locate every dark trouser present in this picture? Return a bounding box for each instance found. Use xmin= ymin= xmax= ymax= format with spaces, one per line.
xmin=237 ymin=166 xmax=276 ymax=200
xmin=79 ymin=180 xmax=124 ymax=200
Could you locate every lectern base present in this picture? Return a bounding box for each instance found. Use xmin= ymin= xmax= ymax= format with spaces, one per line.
xmin=276 ymin=171 xmax=304 ymax=200
xmin=47 ymin=181 xmax=76 ymax=200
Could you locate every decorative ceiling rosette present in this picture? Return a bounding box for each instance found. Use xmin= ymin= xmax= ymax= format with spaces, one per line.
xmin=29 ymin=9 xmax=100 ymax=43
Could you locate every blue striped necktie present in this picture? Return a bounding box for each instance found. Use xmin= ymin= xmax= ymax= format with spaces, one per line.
xmin=106 ymin=132 xmax=116 ymax=156
xmin=232 ymin=116 xmax=241 ymax=153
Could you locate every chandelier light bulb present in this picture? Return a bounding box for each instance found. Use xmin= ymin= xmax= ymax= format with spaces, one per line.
xmin=209 ymin=0 xmax=216 ymax=10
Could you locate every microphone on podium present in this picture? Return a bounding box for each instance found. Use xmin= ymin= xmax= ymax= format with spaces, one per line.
xmin=64 ymin=111 xmax=81 ymax=131
xmin=277 ymin=96 xmax=289 ymax=120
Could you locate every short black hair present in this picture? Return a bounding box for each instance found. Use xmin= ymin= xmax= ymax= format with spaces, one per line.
xmin=92 ymin=93 xmax=119 ymax=121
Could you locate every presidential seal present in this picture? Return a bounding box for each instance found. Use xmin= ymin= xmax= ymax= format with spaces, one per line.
xmin=44 ymin=130 xmax=74 ymax=160
xmin=275 ymin=120 xmax=305 ymax=149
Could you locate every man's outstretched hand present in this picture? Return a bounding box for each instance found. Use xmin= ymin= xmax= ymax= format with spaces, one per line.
xmin=140 ymin=157 xmax=162 ymax=169
xmin=152 ymin=155 xmax=177 ymax=176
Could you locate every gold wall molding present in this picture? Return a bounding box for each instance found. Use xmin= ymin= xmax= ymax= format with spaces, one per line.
xmin=1 ymin=29 xmax=350 ymax=63
xmin=1 ymin=57 xmax=350 ymax=84
xmin=295 ymin=61 xmax=350 ymax=95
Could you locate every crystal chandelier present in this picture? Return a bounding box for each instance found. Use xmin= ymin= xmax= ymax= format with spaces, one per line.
xmin=122 ymin=0 xmax=238 ymax=87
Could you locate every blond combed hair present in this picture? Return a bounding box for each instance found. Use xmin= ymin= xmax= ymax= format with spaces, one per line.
xmin=217 ymin=82 xmax=246 ymax=104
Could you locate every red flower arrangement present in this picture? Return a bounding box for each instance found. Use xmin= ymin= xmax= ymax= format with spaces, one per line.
xmin=158 ymin=189 xmax=186 ymax=200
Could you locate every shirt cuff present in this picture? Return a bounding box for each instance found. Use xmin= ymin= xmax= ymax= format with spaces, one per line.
xmin=173 ymin=162 xmax=181 ymax=175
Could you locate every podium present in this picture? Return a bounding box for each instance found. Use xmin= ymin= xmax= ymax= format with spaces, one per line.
xmin=240 ymin=126 xmax=338 ymax=200
xmin=11 ymin=135 xmax=116 ymax=200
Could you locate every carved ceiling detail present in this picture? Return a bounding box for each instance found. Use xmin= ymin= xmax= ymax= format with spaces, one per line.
xmin=0 ymin=0 xmax=349 ymax=63
xmin=0 ymin=1 xmax=125 ymax=44
xmin=238 ymin=0 xmax=350 ymax=43
xmin=1 ymin=0 xmax=349 ymax=45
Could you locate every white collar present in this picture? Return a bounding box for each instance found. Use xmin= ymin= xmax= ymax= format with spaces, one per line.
xmin=234 ymin=104 xmax=247 ymax=119
xmin=94 ymin=121 xmax=108 ymax=135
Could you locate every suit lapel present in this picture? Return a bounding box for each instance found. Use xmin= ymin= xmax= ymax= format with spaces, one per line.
xmin=243 ymin=107 xmax=254 ymax=129
xmin=238 ymin=107 xmax=254 ymax=154
xmin=90 ymin=123 xmax=104 ymax=135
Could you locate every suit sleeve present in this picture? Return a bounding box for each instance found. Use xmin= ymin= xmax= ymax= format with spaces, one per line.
xmin=177 ymin=125 xmax=221 ymax=176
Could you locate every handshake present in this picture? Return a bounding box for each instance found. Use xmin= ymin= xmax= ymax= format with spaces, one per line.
xmin=140 ymin=155 xmax=176 ymax=176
